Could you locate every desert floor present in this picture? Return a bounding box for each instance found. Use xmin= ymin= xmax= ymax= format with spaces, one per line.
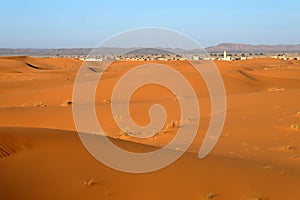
xmin=1 ymin=56 xmax=300 ymax=199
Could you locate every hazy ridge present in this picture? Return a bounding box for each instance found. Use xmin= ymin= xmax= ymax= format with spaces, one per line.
xmin=1 ymin=43 xmax=300 ymax=56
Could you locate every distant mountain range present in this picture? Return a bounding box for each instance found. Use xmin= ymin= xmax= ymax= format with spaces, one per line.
xmin=205 ymin=43 xmax=300 ymax=53
xmin=124 ymin=48 xmax=174 ymax=55
xmin=1 ymin=43 xmax=300 ymax=56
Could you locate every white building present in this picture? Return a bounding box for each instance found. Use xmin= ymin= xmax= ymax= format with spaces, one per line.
xmin=223 ymin=50 xmax=231 ymax=61
xmin=192 ymin=55 xmax=199 ymax=60
xmin=79 ymin=57 xmax=103 ymax=61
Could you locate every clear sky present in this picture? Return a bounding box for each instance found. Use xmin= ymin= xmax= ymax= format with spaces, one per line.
xmin=1 ymin=0 xmax=300 ymax=48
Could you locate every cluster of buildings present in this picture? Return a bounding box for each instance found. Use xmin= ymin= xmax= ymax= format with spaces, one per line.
xmin=191 ymin=51 xmax=235 ymax=61
xmin=79 ymin=54 xmax=186 ymax=61
xmin=115 ymin=54 xmax=187 ymax=61
xmin=76 ymin=51 xmax=300 ymax=62
xmin=192 ymin=51 xmax=300 ymax=61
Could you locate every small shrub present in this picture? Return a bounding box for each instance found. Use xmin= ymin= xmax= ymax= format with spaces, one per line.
xmin=34 ymin=102 xmax=47 ymax=107
xmin=206 ymin=193 xmax=217 ymax=199
xmin=84 ymin=177 xmax=97 ymax=187
xmin=249 ymin=197 xmax=262 ymax=200
xmin=60 ymin=99 xmax=72 ymax=106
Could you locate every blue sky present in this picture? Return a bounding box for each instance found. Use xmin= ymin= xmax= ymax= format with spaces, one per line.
xmin=1 ymin=0 xmax=300 ymax=48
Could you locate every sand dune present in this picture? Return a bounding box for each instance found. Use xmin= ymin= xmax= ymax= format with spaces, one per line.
xmin=1 ymin=127 xmax=300 ymax=200
xmin=1 ymin=57 xmax=300 ymax=199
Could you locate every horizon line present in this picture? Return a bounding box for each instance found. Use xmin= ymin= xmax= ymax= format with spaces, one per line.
xmin=1 ymin=42 xmax=300 ymax=50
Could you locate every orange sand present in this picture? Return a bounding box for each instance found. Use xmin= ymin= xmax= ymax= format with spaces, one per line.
xmin=1 ymin=56 xmax=300 ymax=199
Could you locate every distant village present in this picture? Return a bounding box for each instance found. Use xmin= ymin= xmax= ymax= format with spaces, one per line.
xmin=78 ymin=50 xmax=300 ymax=62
